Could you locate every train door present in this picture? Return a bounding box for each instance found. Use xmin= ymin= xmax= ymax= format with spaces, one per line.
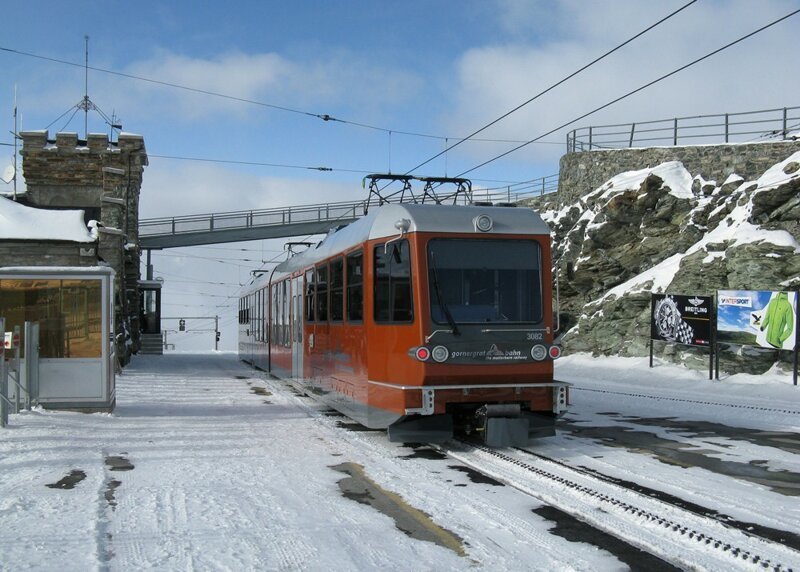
xmin=291 ymin=276 xmax=304 ymax=378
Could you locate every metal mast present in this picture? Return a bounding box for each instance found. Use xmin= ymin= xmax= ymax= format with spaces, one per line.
xmin=78 ymin=35 xmax=91 ymax=140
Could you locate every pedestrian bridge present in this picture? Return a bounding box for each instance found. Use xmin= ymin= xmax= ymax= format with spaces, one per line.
xmin=139 ymin=200 xmax=365 ymax=249
xmin=138 ymin=173 xmax=558 ymax=249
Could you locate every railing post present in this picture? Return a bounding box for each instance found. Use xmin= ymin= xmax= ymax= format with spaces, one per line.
xmin=629 ymin=123 xmax=636 ymax=147
xmin=171 ymin=218 xmax=175 ymax=234
xmin=210 ymin=214 xmax=214 ymax=231
xmin=287 ymin=207 xmax=291 ymax=224
xmin=542 ymin=177 xmax=545 ymax=196
xmin=783 ymin=107 xmax=788 ymax=139
xmin=725 ymin=114 xmax=729 ymax=143
xmin=673 ymin=118 xmax=678 ymax=146
xmin=588 ymin=127 xmax=593 ymax=150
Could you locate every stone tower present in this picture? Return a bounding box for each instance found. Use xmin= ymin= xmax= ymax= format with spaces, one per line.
xmin=19 ymin=130 xmax=148 ymax=363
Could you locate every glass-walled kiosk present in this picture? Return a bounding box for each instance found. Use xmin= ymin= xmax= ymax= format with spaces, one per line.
xmin=0 ymin=267 xmax=115 ymax=412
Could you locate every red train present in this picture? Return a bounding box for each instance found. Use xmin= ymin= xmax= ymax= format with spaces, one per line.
xmin=239 ymin=201 xmax=568 ymax=446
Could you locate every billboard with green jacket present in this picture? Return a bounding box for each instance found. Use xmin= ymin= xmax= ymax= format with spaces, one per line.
xmin=718 ymin=290 xmax=797 ymax=350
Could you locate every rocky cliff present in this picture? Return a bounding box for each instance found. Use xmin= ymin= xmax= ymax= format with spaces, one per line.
xmin=536 ymin=151 xmax=800 ymax=373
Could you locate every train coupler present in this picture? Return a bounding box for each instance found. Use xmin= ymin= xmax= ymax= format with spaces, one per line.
xmin=476 ymin=404 xmax=555 ymax=447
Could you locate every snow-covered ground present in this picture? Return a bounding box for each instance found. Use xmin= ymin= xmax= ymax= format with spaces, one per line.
xmin=0 ymin=352 xmax=797 ymax=571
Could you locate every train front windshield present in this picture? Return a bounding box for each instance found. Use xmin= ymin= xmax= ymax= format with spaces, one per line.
xmin=428 ymin=238 xmax=543 ymax=325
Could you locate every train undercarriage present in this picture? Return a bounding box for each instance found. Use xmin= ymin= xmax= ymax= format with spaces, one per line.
xmin=387 ymin=383 xmax=569 ymax=447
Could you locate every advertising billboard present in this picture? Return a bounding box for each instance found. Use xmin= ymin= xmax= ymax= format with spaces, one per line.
xmin=650 ymin=294 xmax=713 ymax=347
xmin=717 ymin=290 xmax=797 ymax=350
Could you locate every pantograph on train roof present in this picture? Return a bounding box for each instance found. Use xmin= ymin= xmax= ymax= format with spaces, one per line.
xmin=363 ymin=173 xmax=473 ymax=213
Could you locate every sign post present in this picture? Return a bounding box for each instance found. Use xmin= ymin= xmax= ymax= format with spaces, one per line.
xmin=717 ymin=289 xmax=798 ymax=384
xmin=650 ymin=294 xmax=714 ymax=378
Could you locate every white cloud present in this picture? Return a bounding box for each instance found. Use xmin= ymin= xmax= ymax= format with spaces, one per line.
xmin=444 ymin=0 xmax=800 ymax=165
xmin=139 ymin=160 xmax=364 ymax=219
xmin=108 ymin=49 xmax=421 ymax=122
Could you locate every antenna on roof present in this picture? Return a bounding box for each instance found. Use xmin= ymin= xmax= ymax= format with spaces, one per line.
xmin=80 ymin=35 xmax=90 ymax=139
xmin=1 ymin=86 xmax=18 ymax=199
xmin=45 ymin=36 xmax=123 ymax=139
xmin=13 ymin=84 xmax=17 ymax=200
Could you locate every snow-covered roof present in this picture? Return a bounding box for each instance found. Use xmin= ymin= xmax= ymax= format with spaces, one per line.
xmin=0 ymin=196 xmax=95 ymax=242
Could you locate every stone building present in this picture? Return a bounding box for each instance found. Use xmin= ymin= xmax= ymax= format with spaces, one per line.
xmin=0 ymin=130 xmax=148 ymax=364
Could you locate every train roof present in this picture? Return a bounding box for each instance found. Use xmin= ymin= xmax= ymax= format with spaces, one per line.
xmin=247 ymin=203 xmax=550 ymax=290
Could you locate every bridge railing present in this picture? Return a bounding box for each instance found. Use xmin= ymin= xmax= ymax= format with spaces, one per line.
xmin=566 ymin=106 xmax=800 ymax=152
xmin=470 ymin=173 xmax=559 ymax=204
xmin=138 ymin=174 xmax=560 ymax=240
xmin=139 ymin=200 xmax=366 ymax=238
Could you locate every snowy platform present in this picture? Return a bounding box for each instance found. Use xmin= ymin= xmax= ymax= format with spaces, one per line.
xmin=0 ymin=352 xmax=798 ymax=571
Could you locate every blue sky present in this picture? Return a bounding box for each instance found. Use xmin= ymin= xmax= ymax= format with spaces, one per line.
xmin=2 ymin=0 xmax=799 ymax=349
xmin=717 ymin=290 xmax=773 ymax=333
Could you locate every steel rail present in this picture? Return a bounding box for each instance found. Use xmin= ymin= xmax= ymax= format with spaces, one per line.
xmin=439 ymin=439 xmax=800 ymax=571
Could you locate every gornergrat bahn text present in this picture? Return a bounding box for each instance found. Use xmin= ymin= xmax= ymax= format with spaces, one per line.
xmin=239 ymin=201 xmax=568 ymax=446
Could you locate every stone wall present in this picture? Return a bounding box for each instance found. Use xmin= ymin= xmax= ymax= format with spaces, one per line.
xmin=18 ymin=131 xmax=148 ymax=363
xmin=0 ymin=241 xmax=95 ymax=267
xmin=558 ymin=140 xmax=800 ymax=206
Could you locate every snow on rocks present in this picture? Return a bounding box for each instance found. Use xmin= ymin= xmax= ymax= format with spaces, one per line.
xmin=546 ymin=152 xmax=800 ymax=374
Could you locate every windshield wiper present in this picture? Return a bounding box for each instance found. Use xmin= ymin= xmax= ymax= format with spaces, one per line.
xmin=429 ymin=251 xmax=460 ymax=336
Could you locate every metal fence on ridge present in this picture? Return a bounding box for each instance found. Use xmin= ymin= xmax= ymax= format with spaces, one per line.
xmin=567 ymin=106 xmax=800 ymax=152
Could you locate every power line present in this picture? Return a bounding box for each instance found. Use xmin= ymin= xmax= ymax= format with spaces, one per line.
xmin=148 ymin=153 xmax=369 ymax=175
xmin=404 ymin=0 xmax=699 ymax=176
xmin=148 ymin=152 xmax=541 ymax=187
xmin=0 ymin=44 xmax=561 ymax=146
xmin=457 ymin=7 xmax=800 ymax=178
xmin=154 ymin=251 xmax=270 ymax=265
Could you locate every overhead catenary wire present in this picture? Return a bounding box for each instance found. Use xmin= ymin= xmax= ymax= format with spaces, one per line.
xmin=146 ymin=153 xmax=539 ymax=188
xmin=0 ymin=45 xmax=560 ymax=146
xmin=403 ymin=0 xmax=700 ymax=176
xmin=456 ymin=7 xmax=800 ymax=178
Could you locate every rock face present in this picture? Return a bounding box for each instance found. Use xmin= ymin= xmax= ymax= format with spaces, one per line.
xmin=537 ymin=152 xmax=800 ymax=374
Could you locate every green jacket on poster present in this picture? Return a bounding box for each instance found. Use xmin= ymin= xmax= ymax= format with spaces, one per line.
xmin=761 ymin=292 xmax=795 ymax=348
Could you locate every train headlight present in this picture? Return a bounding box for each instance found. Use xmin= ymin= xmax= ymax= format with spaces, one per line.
xmin=431 ymin=345 xmax=449 ymax=363
xmin=414 ymin=347 xmax=431 ymax=361
xmin=549 ymin=345 xmax=562 ymax=359
xmin=530 ymin=344 xmax=547 ymax=361
xmin=474 ymin=214 xmax=493 ymax=232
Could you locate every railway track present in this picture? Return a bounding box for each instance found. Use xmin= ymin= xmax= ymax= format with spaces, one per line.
xmin=441 ymin=439 xmax=800 ymax=571
xmin=572 ymin=386 xmax=800 ymax=415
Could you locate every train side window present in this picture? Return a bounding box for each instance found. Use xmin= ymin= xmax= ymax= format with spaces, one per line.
xmin=281 ymin=280 xmax=290 ymax=346
xmin=256 ymin=290 xmax=264 ymax=342
xmin=346 ymin=250 xmax=363 ymax=322
xmin=262 ymin=288 xmax=269 ymax=343
xmin=271 ymin=285 xmax=278 ymax=342
xmin=254 ymin=291 xmax=260 ymax=341
xmin=330 ymin=257 xmax=344 ymax=322
xmin=261 ymin=288 xmax=268 ymax=342
xmin=374 ymin=240 xmax=413 ymax=323
xmin=305 ymin=270 xmax=315 ymax=322
xmin=316 ymin=265 xmax=329 ymax=322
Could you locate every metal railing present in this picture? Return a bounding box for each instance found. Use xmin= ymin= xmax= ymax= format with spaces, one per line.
xmin=138 ymin=173 xmax=559 ymax=244
xmin=471 ymin=173 xmax=559 ymax=204
xmin=567 ymin=106 xmax=800 ymax=152
xmin=139 ymin=199 xmax=367 ymax=239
